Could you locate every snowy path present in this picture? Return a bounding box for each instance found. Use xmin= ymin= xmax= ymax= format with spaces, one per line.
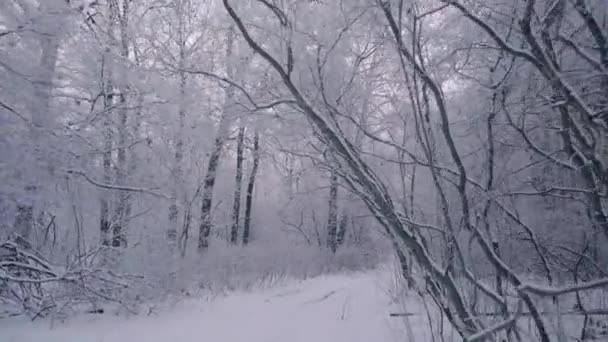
xmin=0 ymin=270 xmax=413 ymax=342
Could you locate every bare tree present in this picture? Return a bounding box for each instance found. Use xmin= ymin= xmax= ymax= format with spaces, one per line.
xmin=12 ymin=0 xmax=63 ymax=242
xmin=168 ymin=0 xmax=190 ymax=244
xmin=198 ymin=25 xmax=236 ymax=251
xmin=99 ymin=0 xmax=117 ymax=247
xmin=111 ymin=0 xmax=132 ymax=248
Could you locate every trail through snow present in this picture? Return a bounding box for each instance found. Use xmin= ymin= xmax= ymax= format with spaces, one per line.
xmin=0 ymin=269 xmax=422 ymax=342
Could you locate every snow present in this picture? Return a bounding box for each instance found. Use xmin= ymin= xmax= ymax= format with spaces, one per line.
xmin=0 ymin=269 xmax=431 ymax=342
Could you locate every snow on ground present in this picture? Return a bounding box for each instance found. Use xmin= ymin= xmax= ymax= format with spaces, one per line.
xmin=0 ymin=269 xmax=430 ymax=342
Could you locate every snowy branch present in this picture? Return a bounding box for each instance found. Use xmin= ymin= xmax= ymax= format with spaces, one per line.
xmin=67 ymin=169 xmax=171 ymax=200
xmin=519 ymin=277 xmax=608 ymax=297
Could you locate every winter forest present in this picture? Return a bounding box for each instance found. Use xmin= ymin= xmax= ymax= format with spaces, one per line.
xmin=1 ymin=0 xmax=608 ymax=341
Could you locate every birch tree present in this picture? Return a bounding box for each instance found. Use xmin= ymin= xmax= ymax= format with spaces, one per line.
xmin=198 ymin=24 xmax=236 ymax=251
xmin=230 ymin=124 xmax=245 ymax=244
xmin=242 ymin=131 xmax=260 ymax=246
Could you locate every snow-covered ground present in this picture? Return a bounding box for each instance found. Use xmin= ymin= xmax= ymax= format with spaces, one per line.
xmin=0 ymin=269 xmax=442 ymax=342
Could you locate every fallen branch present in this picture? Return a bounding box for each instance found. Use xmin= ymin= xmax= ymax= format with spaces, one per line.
xmin=1 ymin=239 xmax=136 ymax=318
xmin=390 ymin=309 xmax=608 ymax=318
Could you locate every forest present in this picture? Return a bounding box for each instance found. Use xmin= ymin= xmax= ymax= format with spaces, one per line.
xmin=1 ymin=0 xmax=608 ymax=341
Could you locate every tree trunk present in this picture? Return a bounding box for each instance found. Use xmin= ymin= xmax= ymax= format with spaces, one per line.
xmin=326 ymin=168 xmax=339 ymax=253
xmin=168 ymin=0 xmax=188 ymax=244
xmin=242 ymin=132 xmax=259 ymax=245
xmin=198 ymin=25 xmax=236 ymax=251
xmin=396 ymin=245 xmax=414 ymax=289
xmin=17 ymin=1 xmax=61 ymax=242
xmin=111 ymin=0 xmax=131 ymax=248
xmin=336 ymin=212 xmax=347 ymax=247
xmin=112 ymin=98 xmax=128 ymax=248
xmin=198 ymin=141 xmax=222 ymax=250
xmin=230 ymin=125 xmax=245 ymax=244
xmin=122 ymin=92 xmax=142 ymax=248
xmin=100 ymin=53 xmax=113 ymax=247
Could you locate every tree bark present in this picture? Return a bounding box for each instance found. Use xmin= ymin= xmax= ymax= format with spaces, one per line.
xmin=242 ymin=132 xmax=259 ymax=245
xmin=198 ymin=137 xmax=223 ymax=250
xmin=123 ymin=92 xmax=142 ymax=246
xmin=169 ymin=1 xmax=188 ymax=244
xmin=336 ymin=212 xmax=347 ymax=247
xmin=111 ymin=0 xmax=131 ymax=248
xmin=230 ymin=125 xmax=245 ymax=244
xmin=326 ymin=167 xmax=339 ymax=253
xmin=100 ymin=45 xmax=114 ymax=248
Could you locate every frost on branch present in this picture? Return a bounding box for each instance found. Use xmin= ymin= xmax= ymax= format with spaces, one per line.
xmin=0 ymin=238 xmax=132 ymax=319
